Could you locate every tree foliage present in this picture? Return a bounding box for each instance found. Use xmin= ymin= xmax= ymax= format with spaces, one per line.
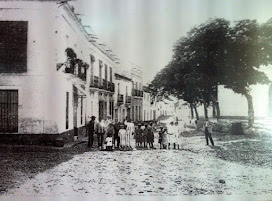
xmin=150 ymin=18 xmax=272 ymax=126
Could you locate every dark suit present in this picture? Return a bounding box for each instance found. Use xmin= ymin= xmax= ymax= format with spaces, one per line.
xmin=87 ymin=120 xmax=95 ymax=147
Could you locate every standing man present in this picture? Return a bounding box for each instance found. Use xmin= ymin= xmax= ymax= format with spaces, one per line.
xmin=96 ymin=118 xmax=104 ymax=150
xmin=86 ymin=116 xmax=96 ymax=148
xmin=114 ymin=119 xmax=121 ymax=149
xmin=203 ymin=118 xmax=214 ymax=146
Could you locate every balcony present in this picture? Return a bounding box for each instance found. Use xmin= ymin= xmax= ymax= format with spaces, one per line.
xmin=132 ymin=89 xmax=137 ymax=96
xmin=139 ymin=90 xmax=143 ymax=97
xmin=90 ymin=76 xmax=99 ymax=88
xmin=125 ymin=96 xmax=132 ymax=104
xmin=107 ymin=82 xmax=115 ymax=92
xmin=63 ymin=63 xmax=87 ymax=82
xmin=117 ymin=94 xmax=124 ymax=105
xmin=90 ymin=77 xmax=114 ymax=92
xmin=132 ymin=89 xmax=143 ymax=97
xmin=103 ymin=79 xmax=107 ymax=90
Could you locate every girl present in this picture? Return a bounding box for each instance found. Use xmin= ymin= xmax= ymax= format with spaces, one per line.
xmin=118 ymin=124 xmax=127 ymax=151
xmin=158 ymin=126 xmax=164 ymax=149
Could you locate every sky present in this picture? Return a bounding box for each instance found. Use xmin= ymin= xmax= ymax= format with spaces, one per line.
xmin=72 ymin=0 xmax=272 ymax=84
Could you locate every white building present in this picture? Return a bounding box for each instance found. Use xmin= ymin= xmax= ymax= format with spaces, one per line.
xmin=131 ymin=65 xmax=144 ymax=122
xmin=143 ymin=86 xmax=176 ymax=121
xmin=114 ymin=64 xmax=133 ymax=122
xmin=0 ymin=0 xmax=116 ymax=144
xmin=143 ymin=87 xmax=157 ymax=121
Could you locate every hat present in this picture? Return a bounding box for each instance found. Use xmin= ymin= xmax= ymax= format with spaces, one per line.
xmin=90 ymin=116 xmax=96 ymax=120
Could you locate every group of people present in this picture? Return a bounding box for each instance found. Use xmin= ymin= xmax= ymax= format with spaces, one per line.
xmin=86 ymin=115 xmax=214 ymax=151
xmin=85 ymin=116 xmax=156 ymax=151
xmin=158 ymin=121 xmax=182 ymax=149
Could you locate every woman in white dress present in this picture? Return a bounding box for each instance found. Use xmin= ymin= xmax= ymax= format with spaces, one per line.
xmin=126 ymin=119 xmax=135 ymax=150
xmin=167 ymin=122 xmax=175 ymax=149
xmin=118 ymin=124 xmax=127 ymax=150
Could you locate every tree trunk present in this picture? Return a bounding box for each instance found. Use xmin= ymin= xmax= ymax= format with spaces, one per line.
xmin=194 ymin=105 xmax=199 ymax=120
xmin=212 ymin=104 xmax=216 ymax=118
xmin=190 ymin=103 xmax=194 ymax=119
xmin=244 ymin=93 xmax=254 ymax=127
xmin=215 ymin=101 xmax=220 ymax=119
xmin=203 ymin=103 xmax=208 ymax=119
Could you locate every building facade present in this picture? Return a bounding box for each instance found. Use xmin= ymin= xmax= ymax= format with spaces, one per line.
xmin=0 ymin=0 xmax=116 ymax=144
xmin=143 ymin=86 xmax=157 ymax=121
xmin=131 ymin=66 xmax=143 ymax=122
xmin=113 ymin=69 xmax=133 ymax=122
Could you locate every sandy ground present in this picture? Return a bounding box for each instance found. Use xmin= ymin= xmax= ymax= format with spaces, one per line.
xmin=1 ymin=134 xmax=272 ymax=201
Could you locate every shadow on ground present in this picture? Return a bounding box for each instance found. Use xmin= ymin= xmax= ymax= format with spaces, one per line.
xmin=0 ymin=142 xmax=92 ymax=194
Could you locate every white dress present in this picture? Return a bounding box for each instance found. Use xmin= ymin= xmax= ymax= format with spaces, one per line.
xmin=126 ymin=122 xmax=135 ymax=148
xmin=119 ymin=129 xmax=127 ymax=147
xmin=167 ymin=125 xmax=175 ymax=144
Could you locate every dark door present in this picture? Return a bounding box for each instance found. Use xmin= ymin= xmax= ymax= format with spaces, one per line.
xmin=0 ymin=90 xmax=18 ymax=133
xmin=127 ymin=108 xmax=131 ymax=120
xmin=73 ymin=86 xmax=78 ymax=135
xmin=99 ymin=101 xmax=104 ymax=121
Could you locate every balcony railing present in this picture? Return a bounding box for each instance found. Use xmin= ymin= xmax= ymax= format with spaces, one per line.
xmin=118 ymin=94 xmax=124 ymax=105
xmin=132 ymin=89 xmax=143 ymax=97
xmin=90 ymin=76 xmax=99 ymax=88
xmin=132 ymin=89 xmax=137 ymax=96
xmin=103 ymin=79 xmax=107 ymax=90
xmin=64 ymin=64 xmax=87 ymax=82
xmin=90 ymin=77 xmax=114 ymax=92
xmin=125 ymin=96 xmax=132 ymax=104
xmin=107 ymin=82 xmax=115 ymax=92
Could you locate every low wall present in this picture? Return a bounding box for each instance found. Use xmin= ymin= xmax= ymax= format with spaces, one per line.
xmin=0 ymin=126 xmax=86 ymax=146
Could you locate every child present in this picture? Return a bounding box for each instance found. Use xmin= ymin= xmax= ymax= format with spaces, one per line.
xmin=158 ymin=126 xmax=164 ymax=149
xmin=162 ymin=128 xmax=168 ymax=149
xmin=167 ymin=122 xmax=175 ymax=149
xmin=118 ymin=124 xmax=127 ymax=151
xmin=135 ymin=124 xmax=143 ymax=148
xmin=105 ymin=134 xmax=113 ymax=151
xmin=174 ymin=122 xmax=180 ymax=149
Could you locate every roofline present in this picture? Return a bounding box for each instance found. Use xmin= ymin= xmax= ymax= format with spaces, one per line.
xmin=114 ymin=73 xmax=132 ymax=81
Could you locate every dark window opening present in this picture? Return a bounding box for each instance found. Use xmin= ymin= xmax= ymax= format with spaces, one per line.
xmin=0 ymin=90 xmax=18 ymax=133
xmin=109 ymin=67 xmax=112 ymax=82
xmin=0 ymin=21 xmax=28 ymax=73
xmin=105 ymin=64 xmax=108 ymax=81
xmin=66 ymin=92 xmax=69 ymax=129
xmin=80 ymin=96 xmax=83 ymax=124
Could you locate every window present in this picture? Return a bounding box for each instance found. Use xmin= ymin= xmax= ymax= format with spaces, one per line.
xmin=80 ymin=96 xmax=83 ymax=125
xmin=144 ymin=110 xmax=146 ymax=121
xmin=109 ymin=101 xmax=114 ymax=117
xmin=109 ymin=67 xmax=113 ymax=82
xmin=105 ymin=64 xmax=108 ymax=81
xmin=126 ymin=86 xmax=128 ymax=96
xmin=0 ymin=21 xmax=28 ymax=73
xmin=118 ymin=83 xmax=120 ymax=94
xmin=66 ymin=92 xmax=69 ymax=129
xmin=0 ymin=90 xmax=18 ymax=133
xmin=99 ymin=60 xmax=102 ymax=79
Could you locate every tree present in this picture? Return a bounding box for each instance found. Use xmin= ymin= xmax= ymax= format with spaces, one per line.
xmin=222 ymin=20 xmax=271 ymax=127
xmin=151 ymin=18 xmax=271 ymax=126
